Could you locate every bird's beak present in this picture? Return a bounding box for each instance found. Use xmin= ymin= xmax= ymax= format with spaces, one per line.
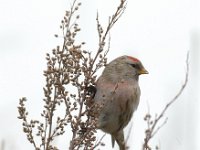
xmin=138 ymin=68 xmax=149 ymax=75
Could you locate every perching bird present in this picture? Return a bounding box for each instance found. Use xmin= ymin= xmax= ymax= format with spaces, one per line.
xmin=92 ymin=55 xmax=148 ymax=150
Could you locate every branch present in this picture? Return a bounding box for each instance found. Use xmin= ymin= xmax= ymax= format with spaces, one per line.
xmin=92 ymin=133 xmax=106 ymax=149
xmin=17 ymin=0 xmax=128 ymax=149
xmin=143 ymin=52 xmax=189 ymax=150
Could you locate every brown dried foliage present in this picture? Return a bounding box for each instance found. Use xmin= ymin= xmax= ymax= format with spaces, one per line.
xmin=17 ymin=0 xmax=127 ymax=150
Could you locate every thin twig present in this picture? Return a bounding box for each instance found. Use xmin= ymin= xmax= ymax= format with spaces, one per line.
xmin=143 ymin=52 xmax=189 ymax=149
xmin=125 ymin=122 xmax=133 ymax=149
xmin=93 ymin=133 xmax=106 ymax=149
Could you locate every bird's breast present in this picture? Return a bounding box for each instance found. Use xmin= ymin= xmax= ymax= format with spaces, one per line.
xmin=94 ymin=78 xmax=140 ymax=133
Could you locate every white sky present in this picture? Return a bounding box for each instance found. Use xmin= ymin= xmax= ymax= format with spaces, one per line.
xmin=0 ymin=0 xmax=200 ymax=149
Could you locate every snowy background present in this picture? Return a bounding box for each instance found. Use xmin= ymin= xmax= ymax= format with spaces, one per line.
xmin=0 ymin=0 xmax=200 ymax=149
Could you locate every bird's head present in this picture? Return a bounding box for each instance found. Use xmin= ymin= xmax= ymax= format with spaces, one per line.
xmin=123 ymin=55 xmax=148 ymax=75
xmin=103 ymin=55 xmax=148 ymax=81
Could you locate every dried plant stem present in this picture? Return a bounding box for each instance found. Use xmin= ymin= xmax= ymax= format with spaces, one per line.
xmin=143 ymin=52 xmax=189 ymax=150
xmin=70 ymin=1 xmax=127 ymax=149
xmin=93 ymin=134 xmax=106 ymax=149
xmin=18 ymin=0 xmax=127 ymax=149
xmin=46 ymin=87 xmax=57 ymax=149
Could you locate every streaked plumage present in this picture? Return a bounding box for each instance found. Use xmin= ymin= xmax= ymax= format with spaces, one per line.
xmin=93 ymin=55 xmax=148 ymax=150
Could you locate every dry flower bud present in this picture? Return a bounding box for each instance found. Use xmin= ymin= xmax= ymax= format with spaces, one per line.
xmin=75 ymin=6 xmax=78 ymax=10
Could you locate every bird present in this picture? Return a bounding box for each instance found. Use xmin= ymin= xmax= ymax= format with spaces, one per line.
xmin=91 ymin=55 xmax=148 ymax=150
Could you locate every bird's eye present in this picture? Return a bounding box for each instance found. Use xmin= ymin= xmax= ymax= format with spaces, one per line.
xmin=130 ymin=64 xmax=137 ymax=68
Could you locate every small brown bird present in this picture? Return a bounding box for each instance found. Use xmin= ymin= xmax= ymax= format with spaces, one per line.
xmin=93 ymin=55 xmax=148 ymax=150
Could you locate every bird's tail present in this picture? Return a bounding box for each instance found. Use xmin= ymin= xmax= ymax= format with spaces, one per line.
xmin=111 ymin=135 xmax=115 ymax=148
xmin=111 ymin=130 xmax=126 ymax=150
